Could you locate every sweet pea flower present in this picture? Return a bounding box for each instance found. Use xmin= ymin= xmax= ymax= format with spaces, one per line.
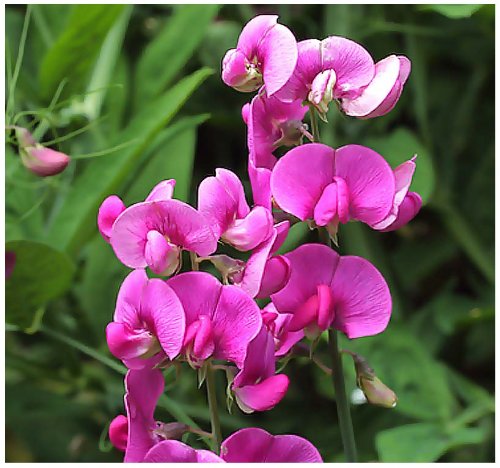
xmin=221 ymin=428 xmax=323 ymax=462
xmin=271 ymin=244 xmax=392 ymax=339
xmin=231 ymin=324 xmax=289 ymax=413
xmin=105 ymin=269 xmax=185 ymax=369
xmin=167 ymin=272 xmax=262 ymax=368
xmin=222 ymin=15 xmax=298 ymax=96
xmin=271 ymin=143 xmax=420 ymax=237
xmin=245 ymin=94 xmax=309 ymax=209
xmin=98 ymin=179 xmax=176 ymax=244
xmin=276 ymin=38 xmax=375 ymax=117
xmin=341 ymin=55 xmax=411 ymax=119
xmin=198 ymin=168 xmax=274 ymax=251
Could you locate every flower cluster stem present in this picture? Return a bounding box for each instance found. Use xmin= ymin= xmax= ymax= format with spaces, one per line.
xmin=206 ymin=362 xmax=223 ymax=453
xmin=309 ymin=105 xmax=321 ymax=142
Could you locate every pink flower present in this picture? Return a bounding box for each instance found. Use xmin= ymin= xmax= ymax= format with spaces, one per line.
xmin=245 ymin=94 xmax=309 ymax=209
xmin=271 ymin=244 xmax=392 ymax=339
xmin=198 ymin=168 xmax=274 ymax=251
xmin=231 ymin=325 xmax=289 ymax=413
xmin=109 ymin=415 xmax=128 ymax=452
xmin=221 ymin=427 xmax=323 ymax=462
xmin=167 ymin=272 xmax=262 ymax=368
xmin=222 ymin=15 xmax=298 ymax=96
xmin=276 ymin=38 xmax=375 ymax=115
xmin=143 ymin=440 xmax=224 ymax=463
xmin=105 ymin=269 xmax=185 ymax=369
xmin=97 ymin=179 xmax=176 ymax=245
xmin=341 ymin=55 xmax=411 ymax=119
xmin=271 ymin=143 xmax=420 ymax=236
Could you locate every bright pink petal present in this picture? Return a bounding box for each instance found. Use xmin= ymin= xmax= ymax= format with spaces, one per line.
xmin=234 ymin=374 xmax=289 ymax=412
xmin=145 ymin=179 xmax=176 ymax=202
xmin=144 ymin=230 xmax=178 ymax=276
xmin=237 ymin=15 xmax=278 ymax=58
xmin=249 ymin=162 xmax=273 ymax=210
xmin=143 ymin=440 xmax=224 ymax=463
xmin=114 ymin=269 xmax=148 ymax=325
xmin=111 ymin=200 xmax=217 ymax=268
xmin=109 ymin=414 xmax=128 ymax=452
xmin=334 ymin=144 xmax=395 ymax=225
xmin=141 ymin=279 xmax=185 ymax=360
xmin=271 ymin=143 xmax=335 ymax=221
xmin=222 ymin=206 xmax=274 ymax=251
xmin=257 ymin=255 xmax=291 ymax=299
xmin=271 ymin=220 xmax=290 ymax=252
xmin=331 ymin=256 xmax=392 ymax=339
xmin=221 ymin=428 xmax=322 ymax=463
xmin=124 ymin=369 xmax=164 ymax=463
xmin=222 ymin=48 xmax=251 ymax=89
xmin=211 ymin=285 xmax=262 ymax=368
xmin=271 ymin=243 xmax=339 ymax=315
xmin=215 ymin=168 xmax=249 ymax=218
xmin=106 ymin=322 xmax=154 ymax=362
xmin=98 ymin=195 xmax=126 ymax=243
xmin=273 ymin=311 xmax=305 ymax=357
xmin=380 ymin=191 xmax=422 ymax=232
xmin=314 ymin=181 xmax=338 ymax=227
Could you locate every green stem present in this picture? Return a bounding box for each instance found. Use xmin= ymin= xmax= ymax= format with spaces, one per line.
xmin=309 ymin=106 xmax=320 ymax=142
xmin=205 ymin=363 xmax=222 ymax=452
xmin=328 ymin=328 xmax=358 ymax=462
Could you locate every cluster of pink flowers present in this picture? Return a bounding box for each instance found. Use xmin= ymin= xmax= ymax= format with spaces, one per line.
xmin=98 ymin=15 xmax=419 ymax=463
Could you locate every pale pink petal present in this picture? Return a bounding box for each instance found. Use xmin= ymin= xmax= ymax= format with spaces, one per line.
xmin=222 ymin=206 xmax=274 ymax=251
xmin=21 ymin=146 xmax=70 ymax=177
xmin=331 ymin=256 xmax=392 ymax=339
xmin=271 ymin=243 xmax=339 ymax=315
xmin=211 ymin=284 xmax=262 ymax=368
xmin=334 ymin=145 xmax=395 ymax=225
xmin=109 ymin=414 xmax=128 ymax=452
xmin=234 ymin=374 xmax=289 ymax=412
xmin=379 ymin=191 xmax=422 ymax=232
xmin=221 ymin=428 xmax=323 ymax=463
xmin=221 ymin=48 xmax=250 ymax=88
xmin=98 ymin=195 xmax=126 ymax=243
xmin=237 ymin=15 xmax=278 ymax=58
xmin=124 ymin=369 xmax=164 ymax=463
xmin=143 ymin=440 xmax=224 ymax=463
xmin=145 ymin=179 xmax=176 ymax=202
xmin=271 ymin=143 xmax=335 ymax=221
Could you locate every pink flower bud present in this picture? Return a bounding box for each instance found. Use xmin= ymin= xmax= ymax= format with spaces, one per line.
xmin=21 ymin=146 xmax=70 ymax=177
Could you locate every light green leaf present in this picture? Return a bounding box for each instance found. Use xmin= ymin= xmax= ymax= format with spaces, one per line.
xmin=418 ymin=5 xmax=484 ymax=19
xmin=6 ymin=240 xmax=75 ymax=329
xmin=135 ymin=4 xmax=219 ymax=106
xmin=39 ymin=5 xmax=125 ymax=99
xmin=364 ymin=127 xmax=435 ymax=204
xmin=46 ymin=68 xmax=213 ymax=255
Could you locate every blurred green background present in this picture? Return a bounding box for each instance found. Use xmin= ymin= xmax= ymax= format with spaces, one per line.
xmin=5 ymin=4 xmax=494 ymax=463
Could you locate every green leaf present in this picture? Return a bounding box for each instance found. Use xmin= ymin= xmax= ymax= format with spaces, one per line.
xmin=198 ymin=19 xmax=241 ymax=70
xmin=6 ymin=240 xmax=75 ymax=329
xmin=46 ymin=67 xmax=213 ymax=255
xmin=135 ymin=5 xmax=219 ymax=106
xmin=39 ymin=5 xmax=125 ymax=100
xmin=376 ymin=422 xmax=486 ymax=462
xmin=277 ymin=222 xmax=311 ymax=255
xmin=364 ymin=127 xmax=435 ymax=204
xmin=418 ymin=5 xmax=484 ymax=19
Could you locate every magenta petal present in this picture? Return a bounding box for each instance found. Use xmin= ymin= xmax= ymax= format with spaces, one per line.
xmin=380 ymin=191 xmax=422 ymax=232
xmin=215 ymin=168 xmax=249 ymax=218
xmin=331 ymin=256 xmax=392 ymax=339
xmin=249 ymin=161 xmax=273 ymax=210
xmin=221 ymin=428 xmax=323 ymax=463
xmin=272 ymin=220 xmax=290 ymax=252
xmin=106 ymin=322 xmax=154 ymax=362
xmin=145 ymin=179 xmax=176 ymax=202
xmin=98 ymin=195 xmax=126 ymax=243
xmin=124 ymin=369 xmax=164 ymax=463
xmin=257 ymin=255 xmax=291 ymax=299
xmin=193 ymin=315 xmax=215 ymax=360
xmin=237 ymin=15 xmax=278 ymax=58
xmin=223 ymin=206 xmax=274 ymax=251
xmin=114 ymin=269 xmax=148 ymax=325
xmin=271 ymin=243 xmax=339 ymax=316
xmin=141 ymin=279 xmax=185 ymax=360
xmin=334 ymin=144 xmax=395 ymax=225
xmin=111 ymin=200 xmax=217 ymax=268
xmin=274 ymin=312 xmax=305 ymax=357
xmin=143 ymin=440 xmax=224 ymax=463
xmin=271 ymin=143 xmax=335 ymax=221
xmin=109 ymin=414 xmax=128 ymax=452
xmin=234 ymin=374 xmax=289 ymax=412
xmin=314 ymin=182 xmax=338 ymax=226
xmin=144 ymin=230 xmax=173 ymax=275
xmin=211 ymin=285 xmax=262 ymax=368
xmin=322 ymin=36 xmax=374 ymax=98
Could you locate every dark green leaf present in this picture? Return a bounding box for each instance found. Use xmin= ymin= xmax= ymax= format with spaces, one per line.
xmin=418 ymin=5 xmax=484 ymax=19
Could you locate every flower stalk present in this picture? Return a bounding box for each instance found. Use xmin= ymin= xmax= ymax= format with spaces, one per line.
xmin=206 ymin=362 xmax=223 ymax=453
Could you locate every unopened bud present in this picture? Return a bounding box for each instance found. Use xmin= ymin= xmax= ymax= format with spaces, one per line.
xmin=153 ymin=422 xmax=189 ymax=441
xmin=308 ymin=69 xmax=337 ymax=119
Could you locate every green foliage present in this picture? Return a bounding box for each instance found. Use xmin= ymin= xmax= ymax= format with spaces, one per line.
xmin=418 ymin=4 xmax=485 ymax=19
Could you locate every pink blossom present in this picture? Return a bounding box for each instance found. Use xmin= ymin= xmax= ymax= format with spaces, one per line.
xmin=105 ymin=269 xmax=185 ymax=369
xmin=271 ymin=143 xmax=420 ymax=236
xmin=143 ymin=440 xmax=224 ymax=463
xmin=167 ymin=272 xmax=262 ymax=368
xmin=271 ymin=244 xmax=392 ymax=339
xmin=341 ymin=55 xmax=411 ymax=119
xmin=222 ymin=15 xmax=298 ymax=96
xmin=221 ymin=427 xmax=323 ymax=462
xmin=231 ymin=325 xmax=289 ymax=413
xmin=198 ymin=168 xmax=274 ymax=251
xmin=109 ymin=415 xmax=128 ymax=452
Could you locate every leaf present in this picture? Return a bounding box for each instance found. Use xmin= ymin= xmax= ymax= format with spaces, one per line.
xmin=198 ymin=19 xmax=241 ymax=70
xmin=277 ymin=222 xmax=311 ymax=255
xmin=45 ymin=67 xmax=213 ymax=255
xmin=6 ymin=240 xmax=75 ymax=329
xmin=135 ymin=4 xmax=219 ymax=106
xmin=418 ymin=5 xmax=484 ymax=19
xmin=376 ymin=422 xmax=487 ymax=462
xmin=364 ymin=127 xmax=435 ymax=204
xmin=39 ymin=5 xmax=125 ymax=100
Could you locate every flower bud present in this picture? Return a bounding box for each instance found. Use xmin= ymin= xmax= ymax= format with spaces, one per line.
xmin=20 ymin=146 xmax=70 ymax=177
xmin=153 ymin=422 xmax=189 ymax=441
xmin=308 ymin=69 xmax=337 ymax=117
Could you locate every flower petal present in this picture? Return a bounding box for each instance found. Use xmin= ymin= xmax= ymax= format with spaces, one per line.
xmin=114 ymin=269 xmax=148 ymax=325
xmin=109 ymin=415 xmax=128 ymax=452
xmin=379 ymin=191 xmax=422 ymax=232
xmin=257 ymin=255 xmax=291 ymax=299
xmin=234 ymin=374 xmax=289 ymax=412
xmin=98 ymin=195 xmax=126 ymax=243
xmin=143 ymin=440 xmax=224 ymax=463
xmin=145 ymin=179 xmax=176 ymax=202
